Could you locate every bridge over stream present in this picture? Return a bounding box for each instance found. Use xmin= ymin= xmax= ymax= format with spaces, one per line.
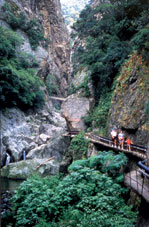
xmin=63 ymin=131 xmax=149 ymax=202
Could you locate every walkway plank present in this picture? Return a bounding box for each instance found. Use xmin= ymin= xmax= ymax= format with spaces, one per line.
xmin=49 ymin=96 xmax=66 ymax=101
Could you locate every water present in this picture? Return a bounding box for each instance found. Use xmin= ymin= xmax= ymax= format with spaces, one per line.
xmin=5 ymin=153 xmax=10 ymax=166
xmin=23 ymin=150 xmax=26 ymax=160
xmin=1 ymin=177 xmax=24 ymax=192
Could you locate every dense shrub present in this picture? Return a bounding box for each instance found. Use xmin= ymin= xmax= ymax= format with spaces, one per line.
xmin=83 ymin=91 xmax=112 ymax=135
xmin=0 ymin=26 xmax=45 ymax=109
xmin=2 ymin=3 xmax=45 ymax=50
xmin=69 ymin=131 xmax=89 ymax=158
xmin=8 ymin=151 xmax=137 ymax=227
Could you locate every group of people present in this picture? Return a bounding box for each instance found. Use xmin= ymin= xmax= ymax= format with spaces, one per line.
xmin=111 ymin=128 xmax=133 ymax=151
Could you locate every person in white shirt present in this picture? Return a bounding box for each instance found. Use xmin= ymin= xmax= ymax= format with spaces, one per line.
xmin=118 ymin=130 xmax=124 ymax=149
xmin=111 ymin=128 xmax=117 ymax=147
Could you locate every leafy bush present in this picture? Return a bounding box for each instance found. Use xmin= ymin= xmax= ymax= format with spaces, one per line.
xmin=0 ymin=26 xmax=45 ymax=109
xmin=9 ymin=151 xmax=137 ymax=227
xmin=69 ymin=132 xmax=89 ymax=159
xmin=2 ymin=3 xmax=45 ymax=50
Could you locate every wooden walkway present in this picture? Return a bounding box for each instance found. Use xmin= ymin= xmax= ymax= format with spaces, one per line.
xmin=49 ymin=96 xmax=66 ymax=101
xmin=63 ymin=131 xmax=147 ymax=160
xmin=85 ymin=133 xmax=147 ymax=159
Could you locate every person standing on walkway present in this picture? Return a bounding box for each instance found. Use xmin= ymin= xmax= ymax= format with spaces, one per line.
xmin=118 ymin=130 xmax=124 ymax=149
xmin=126 ymin=138 xmax=133 ymax=151
xmin=111 ymin=128 xmax=117 ymax=147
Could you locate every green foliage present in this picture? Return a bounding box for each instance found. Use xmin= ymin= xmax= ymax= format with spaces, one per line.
xmin=2 ymin=3 xmax=45 ymax=50
xmin=69 ymin=132 xmax=89 ymax=157
xmin=68 ymin=75 xmax=90 ymax=97
xmin=45 ymin=74 xmax=59 ymax=96
xmin=72 ymin=0 xmax=148 ymax=100
xmin=144 ymin=100 xmax=149 ymax=122
xmin=0 ymin=26 xmax=45 ymax=109
xmin=10 ymin=151 xmax=137 ymax=227
xmin=131 ymin=26 xmax=149 ymax=60
xmin=83 ymin=91 xmax=112 ymax=135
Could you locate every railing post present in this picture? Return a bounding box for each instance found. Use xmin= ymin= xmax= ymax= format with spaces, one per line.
xmin=136 ymin=169 xmax=139 ymax=192
xmin=141 ymin=175 xmax=145 ymax=195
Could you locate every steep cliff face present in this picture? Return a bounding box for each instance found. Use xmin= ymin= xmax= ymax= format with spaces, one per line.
xmin=0 ymin=0 xmax=71 ymax=96
xmin=28 ymin=0 xmax=71 ymax=95
xmin=108 ymin=53 xmax=148 ymax=146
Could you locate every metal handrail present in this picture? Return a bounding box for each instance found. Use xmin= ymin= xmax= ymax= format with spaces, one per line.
xmin=138 ymin=160 xmax=149 ymax=174
xmin=125 ymin=170 xmax=149 ymax=193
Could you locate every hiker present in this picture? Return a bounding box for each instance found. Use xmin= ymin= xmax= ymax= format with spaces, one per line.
xmin=118 ymin=130 xmax=124 ymax=149
xmin=126 ymin=138 xmax=133 ymax=151
xmin=111 ymin=128 xmax=117 ymax=147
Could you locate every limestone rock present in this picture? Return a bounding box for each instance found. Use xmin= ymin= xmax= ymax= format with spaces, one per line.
xmin=39 ymin=134 xmax=51 ymax=143
xmin=1 ymin=106 xmax=67 ymax=167
xmin=61 ymin=94 xmax=91 ymax=131
xmin=27 ymin=135 xmax=70 ymax=162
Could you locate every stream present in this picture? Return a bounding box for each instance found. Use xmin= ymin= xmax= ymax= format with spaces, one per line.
xmin=1 ymin=177 xmax=24 ymax=192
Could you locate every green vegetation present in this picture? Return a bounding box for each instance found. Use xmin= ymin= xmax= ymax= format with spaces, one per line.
xmin=0 ymin=26 xmax=45 ymax=109
xmin=2 ymin=3 xmax=45 ymax=50
xmin=6 ymin=151 xmax=137 ymax=226
xmin=83 ymin=91 xmax=113 ymax=135
xmin=69 ymin=131 xmax=89 ymax=159
xmin=68 ymin=75 xmax=90 ymax=97
xmin=71 ymin=0 xmax=148 ymax=134
xmin=46 ymin=74 xmax=59 ymax=96
xmin=71 ymin=0 xmax=148 ymax=99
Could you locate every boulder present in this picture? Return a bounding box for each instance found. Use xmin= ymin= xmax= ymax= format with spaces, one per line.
xmin=61 ymin=94 xmax=91 ymax=131
xmin=1 ymin=106 xmax=67 ymax=167
xmin=27 ymin=135 xmax=70 ymax=162
xmin=1 ymin=159 xmax=59 ymax=179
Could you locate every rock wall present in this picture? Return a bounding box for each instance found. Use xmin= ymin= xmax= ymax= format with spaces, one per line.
xmin=107 ymin=54 xmax=148 ymax=146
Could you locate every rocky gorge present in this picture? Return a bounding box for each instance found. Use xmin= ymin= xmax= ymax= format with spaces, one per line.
xmin=0 ymin=0 xmax=149 ymax=226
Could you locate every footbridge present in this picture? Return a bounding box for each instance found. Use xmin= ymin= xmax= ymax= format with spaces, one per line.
xmin=63 ymin=131 xmax=147 ymax=160
xmin=49 ymin=96 xmax=66 ymax=101
xmin=63 ymin=130 xmax=149 ymax=202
